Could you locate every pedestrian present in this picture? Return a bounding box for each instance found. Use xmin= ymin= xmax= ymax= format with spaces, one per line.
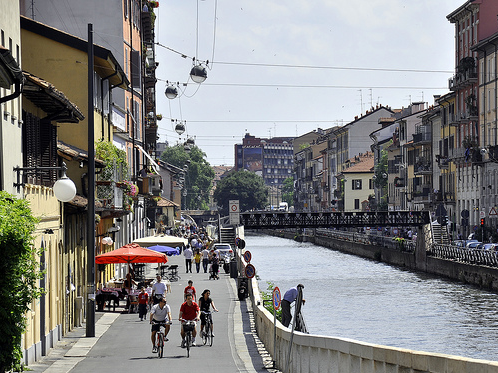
xmin=194 ymin=249 xmax=202 ymax=273
xmin=138 ymin=287 xmax=149 ymax=321
xmin=184 ymin=280 xmax=196 ymax=301
xmin=183 ymin=244 xmax=193 ymax=273
xmin=211 ymin=252 xmax=219 ymax=279
xmin=281 ymin=284 xmax=305 ymax=328
xmin=201 ymin=246 xmax=210 ymax=273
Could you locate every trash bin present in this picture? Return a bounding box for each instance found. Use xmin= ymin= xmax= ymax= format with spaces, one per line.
xmin=237 ymin=276 xmax=248 ymax=301
xmin=230 ymin=258 xmax=238 ymax=278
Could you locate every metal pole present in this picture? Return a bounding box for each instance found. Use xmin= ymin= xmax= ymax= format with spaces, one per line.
xmin=86 ymin=23 xmax=96 ymax=338
xmin=273 ymin=306 xmax=277 ymax=369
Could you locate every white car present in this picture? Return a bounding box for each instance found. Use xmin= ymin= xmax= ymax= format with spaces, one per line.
xmin=212 ymin=243 xmax=234 ymax=259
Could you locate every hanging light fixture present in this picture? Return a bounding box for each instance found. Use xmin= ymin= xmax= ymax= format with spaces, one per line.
xmin=165 ymin=84 xmax=178 ymax=99
xmin=190 ymin=64 xmax=207 ymax=83
xmin=184 ymin=142 xmax=191 ymax=152
xmin=186 ymin=137 xmax=195 ymax=145
xmin=174 ymin=120 xmax=185 ymax=135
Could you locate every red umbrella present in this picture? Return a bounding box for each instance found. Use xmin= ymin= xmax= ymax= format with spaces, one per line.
xmin=95 ymin=243 xmax=168 ymax=264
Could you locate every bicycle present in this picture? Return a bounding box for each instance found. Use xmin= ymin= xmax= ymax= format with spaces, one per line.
xmin=201 ymin=310 xmax=216 ymax=346
xmin=152 ymin=320 xmax=171 ymax=358
xmin=181 ymin=319 xmax=196 ymax=357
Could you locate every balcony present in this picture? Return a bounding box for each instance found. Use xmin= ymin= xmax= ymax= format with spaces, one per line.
xmin=414 ymin=157 xmax=432 ymax=174
xmin=412 ymin=132 xmax=431 ymax=145
xmin=435 ymin=155 xmax=449 ymax=169
xmin=449 ymin=68 xmax=477 ymax=91
xmin=138 ymin=174 xmax=162 ymax=196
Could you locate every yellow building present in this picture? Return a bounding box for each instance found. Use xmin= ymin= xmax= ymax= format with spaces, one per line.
xmin=341 ymin=153 xmax=375 ymax=212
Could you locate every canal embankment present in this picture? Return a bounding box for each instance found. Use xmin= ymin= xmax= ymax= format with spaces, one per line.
xmin=236 ymin=238 xmax=498 ymax=373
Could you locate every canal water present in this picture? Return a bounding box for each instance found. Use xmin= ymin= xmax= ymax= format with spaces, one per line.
xmin=246 ymin=232 xmax=498 ymax=361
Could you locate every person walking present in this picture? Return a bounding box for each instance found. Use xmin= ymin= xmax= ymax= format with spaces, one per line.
xmin=194 ymin=249 xmax=202 ymax=273
xmin=138 ymin=287 xmax=149 ymax=321
xmin=281 ymin=284 xmax=305 ymax=327
xmin=201 ymin=246 xmax=210 ymax=273
xmin=183 ymin=245 xmax=193 ymax=273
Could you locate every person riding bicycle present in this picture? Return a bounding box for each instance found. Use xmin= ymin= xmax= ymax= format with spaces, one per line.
xmin=150 ymin=297 xmax=172 ymax=353
xmin=184 ymin=280 xmax=196 ymax=301
xmin=179 ymin=293 xmax=200 ymax=347
xmin=151 ymin=275 xmax=166 ymax=305
xmin=199 ymin=289 xmax=218 ymax=337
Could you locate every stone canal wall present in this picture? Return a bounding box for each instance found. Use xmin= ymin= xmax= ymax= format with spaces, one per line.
xmin=238 ymin=248 xmax=498 ymax=373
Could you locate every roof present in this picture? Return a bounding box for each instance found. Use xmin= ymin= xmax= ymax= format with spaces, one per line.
xmin=342 ymin=153 xmax=374 ymax=174
xmin=58 ymin=140 xmax=105 ymax=167
xmin=20 ymin=16 xmax=129 ymax=89
xmin=157 ymin=197 xmax=179 ymax=208
xmin=23 ymin=71 xmax=84 ymax=123
xmin=0 ymin=46 xmax=22 ymax=88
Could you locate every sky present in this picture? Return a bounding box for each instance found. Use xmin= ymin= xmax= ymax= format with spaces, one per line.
xmin=154 ymin=0 xmax=466 ymax=166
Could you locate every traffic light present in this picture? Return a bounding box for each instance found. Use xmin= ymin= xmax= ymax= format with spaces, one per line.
xmin=481 ymin=218 xmax=485 ymax=226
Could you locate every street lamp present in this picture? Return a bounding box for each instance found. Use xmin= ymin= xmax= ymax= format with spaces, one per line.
xmin=165 ymin=84 xmax=178 ymax=99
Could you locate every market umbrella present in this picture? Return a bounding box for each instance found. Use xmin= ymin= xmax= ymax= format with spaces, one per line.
xmin=95 ymin=243 xmax=168 ymax=264
xmin=147 ymin=245 xmax=180 ymax=256
xmin=133 ymin=234 xmax=188 ymax=248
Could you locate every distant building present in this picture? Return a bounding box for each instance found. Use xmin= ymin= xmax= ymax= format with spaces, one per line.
xmin=234 ymin=133 xmax=294 ymax=188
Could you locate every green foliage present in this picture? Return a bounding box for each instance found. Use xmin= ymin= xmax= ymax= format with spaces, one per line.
xmin=160 ymin=145 xmax=214 ymax=210
xmin=260 ymin=282 xmax=282 ymax=322
xmin=213 ymin=171 xmax=268 ymax=215
xmin=0 ymin=192 xmax=42 ymax=372
xmin=95 ymin=140 xmax=129 ymax=181
xmin=281 ymin=177 xmax=294 ymax=205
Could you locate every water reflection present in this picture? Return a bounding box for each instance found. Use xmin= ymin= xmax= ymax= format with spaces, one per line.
xmin=247 ymin=232 xmax=498 ymax=361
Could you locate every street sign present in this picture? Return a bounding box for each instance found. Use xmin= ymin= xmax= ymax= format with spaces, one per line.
xmin=489 ymin=207 xmax=498 ymax=218
xmin=272 ymin=287 xmax=281 ymax=310
xmin=245 ymin=264 xmax=255 ymax=279
xmin=243 ymin=250 xmax=252 ymax=263
xmin=480 ymin=211 xmax=485 ymax=218
xmin=229 ymin=200 xmax=240 ymax=225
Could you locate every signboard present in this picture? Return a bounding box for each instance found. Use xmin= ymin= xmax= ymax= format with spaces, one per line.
xmin=229 ymin=200 xmax=240 ymax=225
xmin=243 ymin=250 xmax=252 ymax=263
xmin=489 ymin=207 xmax=498 ymax=218
xmin=480 ymin=211 xmax=485 ymax=219
xmin=245 ymin=264 xmax=255 ymax=279
xmin=272 ymin=287 xmax=281 ymax=310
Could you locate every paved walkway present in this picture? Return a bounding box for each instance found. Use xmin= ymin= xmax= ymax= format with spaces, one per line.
xmin=26 ymin=253 xmax=281 ymax=373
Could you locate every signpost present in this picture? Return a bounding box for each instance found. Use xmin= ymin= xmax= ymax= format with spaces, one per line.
xmin=271 ymin=287 xmax=281 ymax=368
xmin=229 ymin=200 xmax=240 ymax=226
xmin=244 ymin=263 xmax=255 ymax=279
xmin=243 ymin=250 xmax=252 ymax=263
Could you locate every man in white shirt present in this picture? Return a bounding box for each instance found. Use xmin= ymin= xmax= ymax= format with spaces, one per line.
xmin=183 ymin=245 xmax=193 ymax=273
xmin=150 ymin=297 xmax=172 ymax=353
xmin=152 ymin=275 xmax=166 ymax=305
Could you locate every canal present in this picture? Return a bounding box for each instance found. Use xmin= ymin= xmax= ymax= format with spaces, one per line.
xmin=246 ymin=232 xmax=498 ymax=361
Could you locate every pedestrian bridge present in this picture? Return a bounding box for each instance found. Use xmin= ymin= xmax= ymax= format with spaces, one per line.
xmin=240 ymin=210 xmax=430 ymax=229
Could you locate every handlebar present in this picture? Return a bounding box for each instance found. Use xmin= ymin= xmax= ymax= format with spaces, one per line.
xmin=150 ymin=320 xmax=172 ymax=325
xmin=180 ymin=318 xmax=198 ymax=323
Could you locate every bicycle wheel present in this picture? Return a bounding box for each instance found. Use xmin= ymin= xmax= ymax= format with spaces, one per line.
xmin=208 ymin=329 xmax=213 ymax=347
xmin=186 ymin=332 xmax=191 ymax=358
xmin=157 ymin=334 xmax=163 ymax=358
xmin=202 ymin=329 xmax=208 ymax=345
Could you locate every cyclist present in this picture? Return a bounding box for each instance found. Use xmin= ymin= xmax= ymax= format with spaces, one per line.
xmin=150 ymin=297 xmax=172 ymax=353
xmin=184 ymin=280 xmax=196 ymax=301
xmin=179 ymin=293 xmax=200 ymax=347
xmin=151 ymin=275 xmax=166 ymax=305
xmin=199 ymin=289 xmax=218 ymax=337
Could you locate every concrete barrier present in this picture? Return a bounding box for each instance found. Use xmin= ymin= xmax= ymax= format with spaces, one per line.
xmin=243 ymin=257 xmax=498 ymax=373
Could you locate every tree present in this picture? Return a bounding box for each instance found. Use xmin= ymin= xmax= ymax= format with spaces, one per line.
xmin=0 ymin=192 xmax=42 ymax=372
xmin=160 ymin=144 xmax=214 ymax=210
xmin=213 ymin=171 xmax=268 ymax=215
xmin=281 ymin=177 xmax=294 ymax=205
xmin=373 ymin=149 xmax=389 ymax=211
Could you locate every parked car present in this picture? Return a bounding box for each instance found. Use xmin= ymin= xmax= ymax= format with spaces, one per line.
xmin=478 ymin=243 xmax=498 ymax=251
xmin=466 ymin=241 xmax=481 ymax=249
xmin=211 ymin=243 xmax=234 ymax=273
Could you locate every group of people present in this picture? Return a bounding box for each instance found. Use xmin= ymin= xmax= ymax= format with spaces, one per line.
xmin=146 ymin=276 xmax=218 ymax=353
xmin=183 ymin=237 xmax=221 ymax=277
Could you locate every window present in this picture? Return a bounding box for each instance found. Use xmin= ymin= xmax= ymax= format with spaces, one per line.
xmin=354 ymin=199 xmax=360 ymax=210
xmin=352 ymin=179 xmax=362 ymax=190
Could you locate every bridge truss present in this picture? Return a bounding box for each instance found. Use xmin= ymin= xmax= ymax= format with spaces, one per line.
xmin=240 ymin=210 xmax=431 ymax=229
